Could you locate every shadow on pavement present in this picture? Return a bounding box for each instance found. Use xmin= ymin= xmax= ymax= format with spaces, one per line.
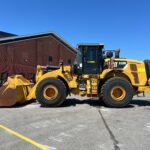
xmin=131 ymin=99 xmax=150 ymax=107
xmin=62 ymin=98 xmax=150 ymax=108
xmin=62 ymin=98 xmax=102 ymax=107
xmin=0 ymin=98 xmax=150 ymax=109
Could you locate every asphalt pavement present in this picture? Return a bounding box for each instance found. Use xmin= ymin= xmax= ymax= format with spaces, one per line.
xmin=0 ymin=94 xmax=150 ymax=150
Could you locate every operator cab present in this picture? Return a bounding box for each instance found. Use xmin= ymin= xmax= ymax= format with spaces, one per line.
xmin=75 ymin=44 xmax=104 ymax=74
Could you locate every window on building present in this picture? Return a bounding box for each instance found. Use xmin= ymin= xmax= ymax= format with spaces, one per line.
xmin=48 ymin=56 xmax=53 ymax=62
xmin=68 ymin=59 xmax=72 ymax=64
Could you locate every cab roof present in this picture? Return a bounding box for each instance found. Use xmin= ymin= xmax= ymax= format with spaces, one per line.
xmin=78 ymin=43 xmax=104 ymax=47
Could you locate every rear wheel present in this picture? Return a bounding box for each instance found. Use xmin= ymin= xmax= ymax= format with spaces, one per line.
xmin=36 ymin=78 xmax=67 ymax=107
xmin=101 ymin=77 xmax=133 ymax=108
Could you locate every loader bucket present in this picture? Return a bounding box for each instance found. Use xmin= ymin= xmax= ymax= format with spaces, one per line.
xmin=0 ymin=75 xmax=33 ymax=107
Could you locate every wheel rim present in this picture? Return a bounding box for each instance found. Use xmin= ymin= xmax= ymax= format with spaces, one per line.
xmin=43 ymin=85 xmax=58 ymax=101
xmin=110 ymin=86 xmax=126 ymax=101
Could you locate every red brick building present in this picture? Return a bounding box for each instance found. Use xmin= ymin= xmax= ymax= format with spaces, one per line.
xmin=0 ymin=32 xmax=77 ymax=79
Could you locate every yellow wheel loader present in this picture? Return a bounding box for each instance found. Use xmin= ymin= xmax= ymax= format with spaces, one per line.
xmin=0 ymin=44 xmax=150 ymax=108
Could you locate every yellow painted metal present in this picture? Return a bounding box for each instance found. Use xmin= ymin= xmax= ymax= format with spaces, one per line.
xmin=36 ymin=65 xmax=44 ymax=82
xmin=110 ymin=86 xmax=126 ymax=101
xmin=0 ymin=54 xmax=149 ymax=107
xmin=31 ymin=60 xmax=149 ymax=100
xmin=137 ymin=68 xmax=146 ymax=73
xmin=35 ymin=65 xmax=77 ymax=89
xmin=0 ymin=75 xmax=33 ymax=107
xmin=87 ymin=78 xmax=98 ymax=95
xmin=91 ymin=78 xmax=98 ymax=94
xmin=87 ymin=80 xmax=90 ymax=95
xmin=148 ymin=79 xmax=150 ymax=85
xmin=101 ymin=58 xmax=148 ymax=86
xmin=138 ymin=86 xmax=150 ymax=93
xmin=43 ymin=85 xmax=58 ymax=101
xmin=82 ymin=75 xmax=89 ymax=79
xmin=124 ymin=61 xmax=147 ymax=86
xmin=26 ymin=65 xmax=77 ymax=101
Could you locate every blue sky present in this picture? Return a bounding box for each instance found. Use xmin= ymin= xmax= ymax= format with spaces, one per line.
xmin=0 ymin=0 xmax=150 ymax=60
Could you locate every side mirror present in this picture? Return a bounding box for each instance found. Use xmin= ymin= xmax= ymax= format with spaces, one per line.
xmin=115 ymin=49 xmax=120 ymax=58
xmin=106 ymin=51 xmax=113 ymax=58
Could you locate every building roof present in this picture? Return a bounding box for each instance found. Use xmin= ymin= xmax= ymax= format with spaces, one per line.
xmin=0 ymin=32 xmax=77 ymax=53
xmin=0 ymin=31 xmax=17 ymax=38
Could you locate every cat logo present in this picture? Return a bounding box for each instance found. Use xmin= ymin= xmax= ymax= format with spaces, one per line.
xmin=114 ymin=61 xmax=127 ymax=68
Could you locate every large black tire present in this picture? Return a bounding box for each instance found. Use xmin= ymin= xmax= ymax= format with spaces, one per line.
xmin=101 ymin=77 xmax=133 ymax=108
xmin=36 ymin=78 xmax=67 ymax=107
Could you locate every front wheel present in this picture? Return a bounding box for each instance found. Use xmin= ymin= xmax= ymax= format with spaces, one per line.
xmin=36 ymin=78 xmax=67 ymax=107
xmin=101 ymin=77 xmax=133 ymax=108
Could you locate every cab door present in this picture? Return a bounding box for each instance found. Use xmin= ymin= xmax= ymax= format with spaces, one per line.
xmin=82 ymin=46 xmax=103 ymax=74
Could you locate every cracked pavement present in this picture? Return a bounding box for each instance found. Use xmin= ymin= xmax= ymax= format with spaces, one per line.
xmin=0 ymin=94 xmax=150 ymax=150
